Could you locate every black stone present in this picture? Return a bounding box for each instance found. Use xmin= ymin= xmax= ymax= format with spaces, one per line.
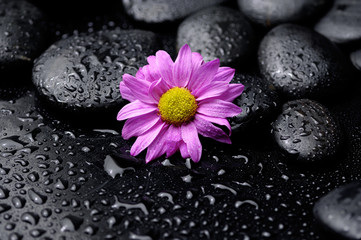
xmin=177 ymin=6 xmax=255 ymax=66
xmin=238 ymin=0 xmax=327 ymax=27
xmin=0 ymin=0 xmax=47 ymax=76
xmin=315 ymin=0 xmax=361 ymax=44
xmin=258 ymin=24 xmax=346 ymax=100
xmin=350 ymin=49 xmax=361 ymax=72
xmin=122 ymin=0 xmax=225 ymax=24
xmin=230 ymin=74 xmax=280 ymax=133
xmin=313 ymin=181 xmax=361 ymax=240
xmin=272 ymin=99 xmax=342 ymax=162
xmin=32 ymin=29 xmax=159 ymax=111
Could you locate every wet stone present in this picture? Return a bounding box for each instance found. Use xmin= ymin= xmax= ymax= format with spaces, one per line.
xmin=32 ymin=29 xmax=159 ymax=111
xmin=272 ymin=99 xmax=342 ymax=162
xmin=313 ymin=181 xmax=361 ymax=239
xmin=259 ymin=24 xmax=346 ymax=100
xmin=230 ymin=74 xmax=280 ymax=133
xmin=122 ymin=0 xmax=225 ymax=23
xmin=0 ymin=0 xmax=47 ymax=76
xmin=238 ymin=0 xmax=328 ymax=27
xmin=177 ymin=6 xmax=255 ymax=65
xmin=315 ymin=0 xmax=361 ymax=44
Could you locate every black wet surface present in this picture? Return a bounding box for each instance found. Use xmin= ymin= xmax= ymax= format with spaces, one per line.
xmin=1 ymin=85 xmax=361 ymax=240
xmin=1 ymin=0 xmax=361 ymax=240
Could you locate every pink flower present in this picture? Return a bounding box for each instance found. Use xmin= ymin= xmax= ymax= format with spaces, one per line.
xmin=117 ymin=44 xmax=244 ymax=163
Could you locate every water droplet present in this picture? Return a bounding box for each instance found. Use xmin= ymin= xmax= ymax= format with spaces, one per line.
xmin=204 ymin=195 xmax=216 ymax=205
xmin=0 ymin=203 xmax=11 ymax=213
xmin=30 ymin=229 xmax=46 ymax=237
xmin=12 ymin=196 xmax=26 ymax=208
xmin=28 ymin=188 xmax=47 ymax=204
xmin=161 ymin=159 xmax=174 ymax=167
xmin=8 ymin=233 xmax=23 ymax=240
xmin=211 ymin=183 xmax=237 ymax=195
xmin=21 ymin=212 xmax=39 ymax=225
xmin=41 ymin=208 xmax=52 ymax=218
xmin=112 ymin=196 xmax=149 ymax=215
xmin=84 ymin=225 xmax=98 ymax=235
xmin=129 ymin=232 xmax=153 ymax=240
xmin=0 ymin=138 xmax=24 ymax=152
xmin=157 ymin=192 xmax=174 ymax=204
xmin=0 ymin=186 xmax=9 ymax=199
xmin=27 ymin=172 xmax=39 ymax=182
xmin=103 ymin=155 xmax=135 ymax=178
xmin=60 ymin=215 xmax=84 ymax=232
xmin=186 ymin=191 xmax=193 ymax=199
xmin=232 ymin=154 xmax=248 ymax=164
xmin=107 ymin=216 xmax=117 ymax=228
xmin=93 ymin=129 xmax=119 ymax=135
xmin=235 ymin=200 xmax=259 ymax=209
xmin=181 ymin=174 xmax=192 ymax=183
xmin=55 ymin=178 xmax=68 ymax=190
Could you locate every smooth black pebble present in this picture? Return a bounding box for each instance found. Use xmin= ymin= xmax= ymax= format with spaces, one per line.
xmin=259 ymin=24 xmax=346 ymax=100
xmin=272 ymin=99 xmax=342 ymax=162
xmin=32 ymin=29 xmax=158 ymax=111
xmin=315 ymin=0 xmax=361 ymax=44
xmin=122 ymin=0 xmax=225 ymax=23
xmin=230 ymin=74 xmax=280 ymax=133
xmin=313 ymin=181 xmax=361 ymax=239
xmin=0 ymin=0 xmax=47 ymax=76
xmin=238 ymin=0 xmax=327 ymax=27
xmin=177 ymin=6 xmax=255 ymax=65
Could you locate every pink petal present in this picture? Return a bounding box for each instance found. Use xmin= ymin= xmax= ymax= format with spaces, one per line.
xmin=188 ymin=59 xmax=220 ymax=91
xmin=173 ymin=44 xmax=192 ymax=87
xmin=214 ymin=67 xmax=235 ymax=83
xmin=164 ymin=125 xmax=182 ymax=157
xmin=194 ymin=115 xmax=231 ymax=144
xmin=147 ymin=55 xmax=156 ymax=66
xmin=179 ymin=142 xmax=190 ymax=159
xmin=156 ymin=50 xmax=174 ymax=86
xmin=122 ymin=112 xmax=161 ymax=140
xmin=190 ymin=52 xmax=204 ymax=81
xmin=219 ymin=84 xmax=245 ymax=102
xmin=119 ymin=81 xmax=136 ymax=102
xmin=142 ymin=65 xmax=157 ymax=82
xmin=130 ymin=121 xmax=165 ymax=156
xmin=149 ymin=78 xmax=170 ymax=102
xmin=197 ymin=113 xmax=231 ymax=134
xmin=145 ymin=125 xmax=169 ymax=163
xmin=136 ymin=67 xmax=145 ymax=80
xmin=117 ymin=100 xmax=157 ymax=121
xmin=194 ymin=82 xmax=229 ymax=101
xmin=181 ymin=122 xmax=202 ymax=162
xmin=192 ymin=52 xmax=204 ymax=67
xmin=123 ymin=74 xmax=154 ymax=104
xmin=165 ymin=141 xmax=180 ymax=158
xmin=197 ymin=99 xmax=242 ymax=118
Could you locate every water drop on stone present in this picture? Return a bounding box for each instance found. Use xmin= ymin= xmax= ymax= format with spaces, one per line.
xmin=28 ymin=188 xmax=47 ymax=204
xmin=103 ymin=155 xmax=135 ymax=178
xmin=21 ymin=212 xmax=39 ymax=225
xmin=60 ymin=215 xmax=84 ymax=232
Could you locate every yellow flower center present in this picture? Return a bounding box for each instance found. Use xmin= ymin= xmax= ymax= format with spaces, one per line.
xmin=158 ymin=87 xmax=198 ymax=126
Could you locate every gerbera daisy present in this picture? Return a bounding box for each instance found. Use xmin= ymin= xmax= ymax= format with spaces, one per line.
xmin=117 ymin=44 xmax=244 ymax=163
